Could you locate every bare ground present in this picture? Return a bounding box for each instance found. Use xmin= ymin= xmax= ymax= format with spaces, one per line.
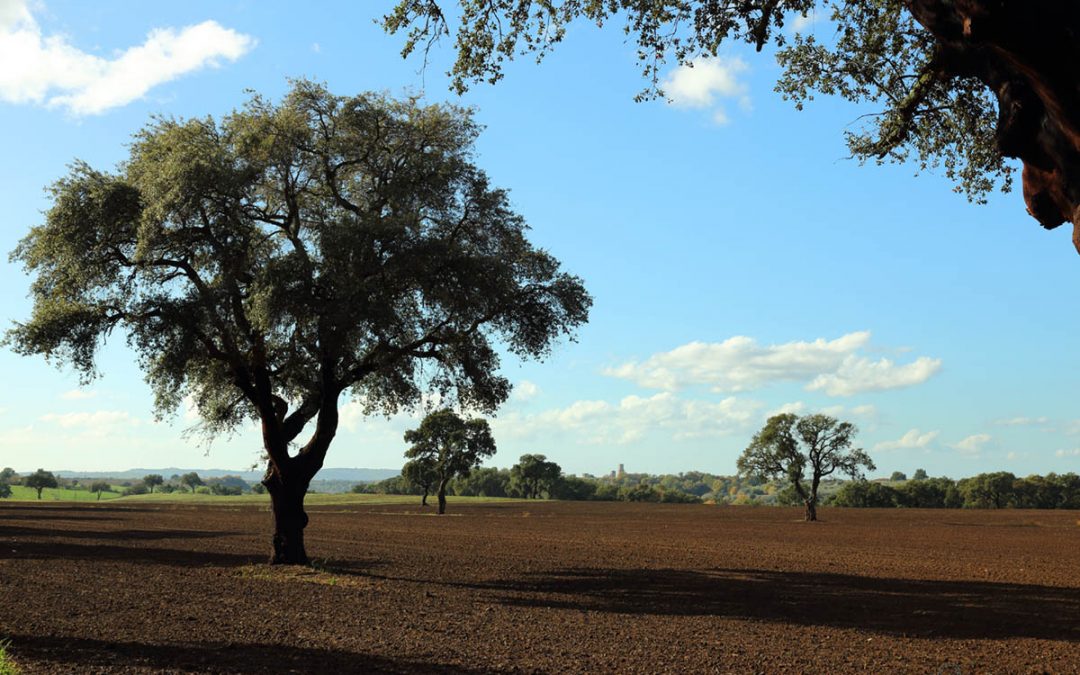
xmin=2 ymin=500 xmax=1080 ymax=673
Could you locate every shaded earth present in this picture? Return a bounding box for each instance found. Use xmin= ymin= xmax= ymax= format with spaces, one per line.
xmin=2 ymin=500 xmax=1080 ymax=673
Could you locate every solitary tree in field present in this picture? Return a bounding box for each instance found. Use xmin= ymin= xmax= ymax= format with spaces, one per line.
xmin=402 ymin=456 xmax=439 ymax=506
xmin=738 ymin=414 xmax=874 ymax=521
xmin=0 ymin=467 xmax=17 ymax=483
xmin=386 ymin=2 xmax=1080 ymax=254
xmin=24 ymin=469 xmax=58 ymax=500
xmin=404 ymin=409 xmax=496 ymax=514
xmin=510 ymin=454 xmax=562 ymax=499
xmin=180 ymin=473 xmax=204 ymax=494
xmin=6 ymin=80 xmax=589 ymax=564
xmin=90 ymin=481 xmax=111 ymax=501
xmin=143 ymin=474 xmax=164 ymax=494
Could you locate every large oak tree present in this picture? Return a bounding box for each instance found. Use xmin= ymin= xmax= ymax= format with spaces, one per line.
xmin=738 ymin=413 xmax=874 ymax=521
xmin=385 ymin=1 xmax=1080 ymax=253
xmin=7 ymin=81 xmax=590 ymax=564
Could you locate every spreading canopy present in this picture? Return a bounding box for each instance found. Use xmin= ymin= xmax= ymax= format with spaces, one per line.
xmin=386 ymin=1 xmax=1080 ymax=250
xmin=8 ymin=80 xmax=591 ymax=469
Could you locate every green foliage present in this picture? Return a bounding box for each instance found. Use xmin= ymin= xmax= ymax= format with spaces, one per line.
xmin=385 ymin=1 xmax=1008 ymax=201
xmin=911 ymin=468 xmax=929 ymax=481
xmin=829 ymin=480 xmax=899 ymax=508
xmin=0 ymin=468 xmax=15 ymax=484
xmin=0 ymin=639 xmax=19 ymax=675
xmin=957 ymin=471 xmax=1017 ymax=509
xmin=402 ymin=456 xmax=439 ymax=496
xmin=142 ymin=474 xmax=164 ymax=493
xmin=0 ymin=483 xmax=11 ymax=499
xmin=6 ymin=80 xmax=590 ymax=488
xmin=451 ymin=466 xmax=511 ymax=497
xmin=122 ymin=483 xmax=149 ymax=496
xmin=889 ymin=471 xmax=907 ymax=482
xmin=404 ymin=409 xmax=497 ymax=511
xmin=180 ymin=472 xmax=204 ymax=493
xmin=23 ymin=469 xmax=58 ymax=499
xmin=738 ymin=413 xmax=873 ymax=518
xmin=509 ymin=454 xmax=562 ymax=499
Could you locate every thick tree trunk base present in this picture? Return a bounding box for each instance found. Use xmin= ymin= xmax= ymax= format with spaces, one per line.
xmin=804 ymin=501 xmax=818 ymax=522
xmin=266 ymin=476 xmax=311 ymax=565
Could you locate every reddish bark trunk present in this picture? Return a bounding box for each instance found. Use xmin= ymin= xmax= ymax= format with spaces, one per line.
xmin=905 ymin=1 xmax=1080 ymax=251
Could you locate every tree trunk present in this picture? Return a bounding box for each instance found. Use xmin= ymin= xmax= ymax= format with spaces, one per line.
xmin=422 ymin=487 xmax=429 ymax=506
xmin=264 ymin=469 xmax=311 ymax=565
xmin=905 ymin=1 xmax=1080 ymax=253
xmin=804 ymin=498 xmax=817 ymax=522
xmin=437 ymin=479 xmax=449 ymax=515
xmin=35 ymin=488 xmax=42 ymax=500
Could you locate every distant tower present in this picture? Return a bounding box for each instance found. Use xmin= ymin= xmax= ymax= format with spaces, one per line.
xmin=616 ymin=463 xmax=625 ymax=479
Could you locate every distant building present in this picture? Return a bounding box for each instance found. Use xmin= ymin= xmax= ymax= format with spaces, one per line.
xmin=616 ymin=463 xmax=625 ymax=479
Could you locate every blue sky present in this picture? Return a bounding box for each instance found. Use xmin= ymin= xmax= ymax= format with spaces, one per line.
xmin=1 ymin=0 xmax=1078 ymax=478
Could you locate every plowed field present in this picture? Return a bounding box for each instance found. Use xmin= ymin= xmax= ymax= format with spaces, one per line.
xmin=2 ymin=500 xmax=1080 ymax=673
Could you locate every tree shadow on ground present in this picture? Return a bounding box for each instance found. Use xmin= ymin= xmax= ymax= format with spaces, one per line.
xmin=2 ymin=539 xmax=260 ymax=568
xmin=0 ymin=524 xmax=241 ymax=541
xmin=0 ymin=512 xmax=122 ymax=522
xmin=6 ymin=634 xmax=498 ymax=674
xmin=482 ymin=567 xmax=1080 ymax=641
xmin=0 ymin=504 xmax=158 ymax=514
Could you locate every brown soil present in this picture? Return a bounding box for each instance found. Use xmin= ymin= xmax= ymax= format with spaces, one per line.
xmin=2 ymin=500 xmax=1080 ymax=673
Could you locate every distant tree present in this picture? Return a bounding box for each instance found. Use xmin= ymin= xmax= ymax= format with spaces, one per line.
xmin=0 ymin=467 xmax=15 ymax=483
xmin=738 ymin=414 xmax=875 ymax=521
xmin=958 ymin=472 xmax=1018 ymax=509
xmin=180 ymin=472 xmax=204 ymax=494
xmin=401 ymin=457 xmax=439 ymax=506
xmin=510 ymin=454 xmax=562 ymax=499
xmin=830 ymin=481 xmax=898 ymax=508
xmin=0 ymin=482 xmax=11 ymax=499
xmin=404 ymin=409 xmax=497 ymax=514
xmin=142 ymin=474 xmax=164 ymax=494
xmin=894 ymin=477 xmax=957 ymax=508
xmin=24 ymin=469 xmax=58 ymax=500
xmin=251 ymin=483 xmax=266 ymax=495
xmin=122 ymin=483 xmax=148 ymax=496
xmin=549 ymin=475 xmax=597 ymax=501
xmin=912 ymin=468 xmax=929 ymax=481
xmin=452 ymin=466 xmax=511 ymax=498
xmin=90 ymin=481 xmax=112 ymax=500
xmin=890 ymin=471 xmax=908 ymax=482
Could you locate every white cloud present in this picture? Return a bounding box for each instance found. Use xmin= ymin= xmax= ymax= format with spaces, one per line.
xmin=39 ymin=410 xmax=138 ymax=436
xmin=512 ymin=380 xmax=540 ymax=403
xmin=605 ymin=331 xmax=940 ymax=397
xmin=874 ymin=428 xmax=939 ymax=452
xmin=993 ymin=416 xmax=1049 ymax=427
xmin=806 ymin=355 xmax=941 ymax=397
xmin=0 ymin=0 xmax=255 ymax=114
xmin=789 ymin=11 xmax=820 ymax=33
xmin=492 ymin=393 xmax=761 ymax=446
xmin=60 ymin=388 xmax=97 ymax=400
xmin=1055 ymin=448 xmax=1080 ymax=458
xmin=663 ymin=56 xmax=751 ymax=126
xmin=951 ymin=433 xmax=991 ymax=456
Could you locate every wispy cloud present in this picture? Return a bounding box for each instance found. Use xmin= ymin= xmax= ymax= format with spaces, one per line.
xmin=874 ymin=428 xmax=939 ymax=452
xmin=512 ymin=380 xmax=540 ymax=403
xmin=951 ymin=433 xmax=991 ymax=456
xmin=663 ymin=56 xmax=751 ymax=126
xmin=605 ymin=331 xmax=940 ymax=397
xmin=993 ymin=416 xmax=1049 ymax=427
xmin=60 ymin=388 xmax=97 ymax=401
xmin=0 ymin=0 xmax=256 ymax=114
xmin=492 ymin=393 xmax=762 ymax=446
xmin=39 ymin=410 xmax=138 ymax=436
